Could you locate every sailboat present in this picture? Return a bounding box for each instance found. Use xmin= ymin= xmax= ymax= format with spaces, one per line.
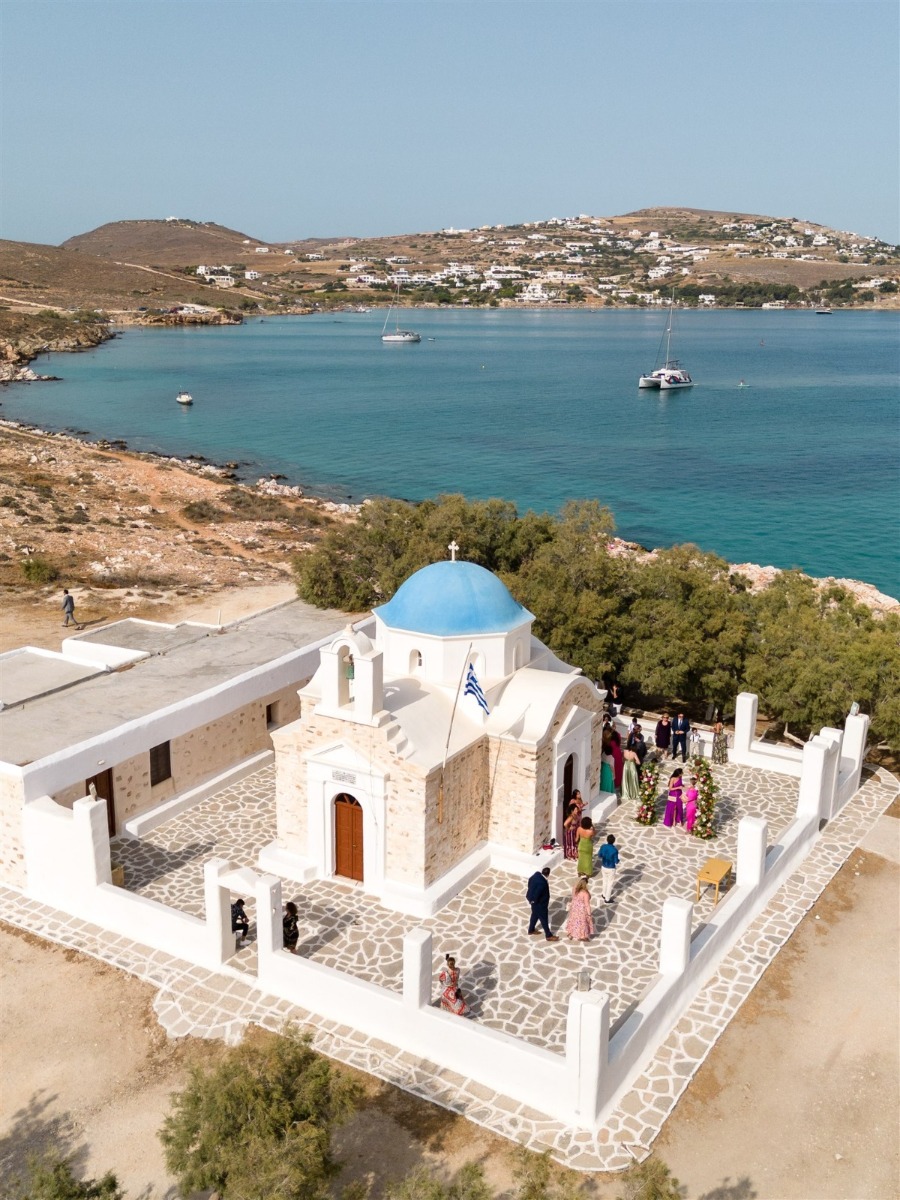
xmin=381 ymin=283 xmax=421 ymax=343
xmin=638 ymin=295 xmax=693 ymax=390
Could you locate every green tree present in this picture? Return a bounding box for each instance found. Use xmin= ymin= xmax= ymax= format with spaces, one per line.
xmin=616 ymin=545 xmax=750 ymax=708
xmin=159 ymin=1026 xmax=359 ymax=1200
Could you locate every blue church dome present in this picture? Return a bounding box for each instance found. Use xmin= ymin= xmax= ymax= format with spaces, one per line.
xmin=374 ymin=561 xmax=533 ymax=637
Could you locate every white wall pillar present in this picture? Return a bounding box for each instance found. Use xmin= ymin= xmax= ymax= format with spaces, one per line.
xmin=203 ymin=857 xmax=234 ymax=965
xmin=733 ymin=692 xmax=758 ymax=756
xmin=658 ymin=896 xmax=693 ymax=975
xmin=817 ymin=729 xmax=842 ymax=819
xmin=840 ymin=712 xmax=870 ymax=796
xmin=73 ymin=796 xmax=111 ymax=887
xmin=403 ymin=928 xmax=433 ymax=1009
xmin=565 ymin=989 xmax=609 ymax=1123
xmin=736 ymin=816 xmax=768 ymax=888
xmin=255 ymin=873 xmax=282 ymax=958
xmin=797 ymin=740 xmax=828 ymax=821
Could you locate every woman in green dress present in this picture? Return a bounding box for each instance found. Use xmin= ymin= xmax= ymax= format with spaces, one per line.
xmin=576 ymin=817 xmax=596 ymax=877
xmin=622 ymin=747 xmax=642 ymax=801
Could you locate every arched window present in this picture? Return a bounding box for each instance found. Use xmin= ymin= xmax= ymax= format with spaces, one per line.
xmin=409 ymin=648 xmax=424 ymax=674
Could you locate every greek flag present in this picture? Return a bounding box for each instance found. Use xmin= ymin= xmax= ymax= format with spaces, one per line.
xmin=464 ymin=664 xmax=490 ymax=715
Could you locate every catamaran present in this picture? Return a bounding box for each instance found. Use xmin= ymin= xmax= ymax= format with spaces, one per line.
xmin=638 ymin=296 xmax=694 ymax=390
xmin=381 ymin=284 xmax=420 ymax=343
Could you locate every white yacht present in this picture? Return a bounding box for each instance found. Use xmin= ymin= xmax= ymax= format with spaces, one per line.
xmin=381 ymin=284 xmax=420 ymax=343
xmin=639 ymin=297 xmax=694 ymax=390
xmin=176 ymin=390 xmax=193 ymax=405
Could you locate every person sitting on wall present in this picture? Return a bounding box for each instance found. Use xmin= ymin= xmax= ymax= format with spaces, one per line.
xmin=231 ymin=898 xmax=250 ymax=942
xmin=282 ymin=901 xmax=299 ymax=954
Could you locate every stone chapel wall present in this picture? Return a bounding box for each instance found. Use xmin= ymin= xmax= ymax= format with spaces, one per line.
xmin=422 ymin=739 xmax=489 ymax=886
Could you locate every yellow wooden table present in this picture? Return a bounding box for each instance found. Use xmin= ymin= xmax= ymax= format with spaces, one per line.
xmin=696 ymin=857 xmax=733 ymax=905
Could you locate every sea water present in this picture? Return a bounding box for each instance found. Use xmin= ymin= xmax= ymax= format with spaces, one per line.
xmin=4 ymin=309 xmax=898 ymax=596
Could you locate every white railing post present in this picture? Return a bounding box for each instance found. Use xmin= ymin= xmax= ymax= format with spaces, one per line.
xmin=255 ymin=873 xmax=282 ymax=975
xmin=840 ymin=712 xmax=870 ymax=799
xmin=797 ymin=740 xmax=828 ymax=821
xmin=403 ymin=928 xmax=433 ymax=1009
xmin=203 ymin=857 xmax=234 ymax=965
xmin=658 ymin=896 xmax=693 ymax=975
xmin=732 ymin=692 xmax=758 ymax=757
xmin=736 ymin=816 xmax=768 ymax=888
xmin=566 ymin=989 xmax=609 ymax=1124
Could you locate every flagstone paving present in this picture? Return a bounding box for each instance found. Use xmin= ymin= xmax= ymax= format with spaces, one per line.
xmin=110 ymin=760 xmax=799 ymax=1050
xmin=3 ymin=764 xmax=894 ymax=1171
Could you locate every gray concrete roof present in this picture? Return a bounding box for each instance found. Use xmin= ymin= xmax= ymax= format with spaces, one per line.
xmin=75 ymin=619 xmax=216 ymax=655
xmin=0 ymin=600 xmax=351 ymax=767
xmin=0 ymin=650 xmax=105 ymax=708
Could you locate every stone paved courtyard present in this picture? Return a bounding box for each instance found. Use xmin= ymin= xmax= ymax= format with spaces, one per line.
xmin=6 ymin=766 xmax=895 ymax=1171
xmin=111 ymin=760 xmax=799 ymax=1051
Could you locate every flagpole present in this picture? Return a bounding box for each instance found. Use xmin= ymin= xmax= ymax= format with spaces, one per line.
xmin=439 ymin=641 xmax=473 ymax=825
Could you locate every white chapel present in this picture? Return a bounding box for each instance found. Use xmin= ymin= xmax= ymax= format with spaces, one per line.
xmin=260 ymin=557 xmax=606 ymax=915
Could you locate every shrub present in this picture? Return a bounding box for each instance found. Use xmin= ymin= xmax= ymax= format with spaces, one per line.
xmin=15 ymin=1156 xmax=123 ymax=1199
xmin=159 ymin=1025 xmax=360 ymax=1200
xmin=21 ymin=556 xmax=59 ymax=585
xmin=181 ymin=500 xmax=223 ymax=523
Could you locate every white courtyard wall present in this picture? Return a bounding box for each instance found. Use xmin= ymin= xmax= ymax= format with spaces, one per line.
xmin=730 ymin=692 xmax=803 ymax=776
xmin=600 ymin=809 xmax=820 ymax=1113
xmin=255 ymin=873 xmax=608 ymax=1126
xmin=22 ymin=794 xmax=221 ymax=966
xmin=0 ymin=768 xmax=26 ymax=887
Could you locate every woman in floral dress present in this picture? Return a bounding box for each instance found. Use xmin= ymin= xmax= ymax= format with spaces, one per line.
xmin=712 ymin=718 xmax=728 ymax=765
xmin=563 ymin=791 xmax=584 ymax=860
xmin=439 ymin=955 xmax=468 ymax=1016
xmin=565 ymin=877 xmax=595 ymax=941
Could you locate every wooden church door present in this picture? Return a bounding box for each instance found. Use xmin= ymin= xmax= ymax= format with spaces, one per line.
xmin=87 ymin=768 xmax=116 ymax=837
xmin=334 ymin=794 xmax=364 ymax=881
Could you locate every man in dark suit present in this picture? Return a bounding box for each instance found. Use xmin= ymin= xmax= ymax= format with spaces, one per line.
xmin=671 ymin=712 xmax=690 ymax=762
xmin=526 ymin=866 xmax=559 ymax=941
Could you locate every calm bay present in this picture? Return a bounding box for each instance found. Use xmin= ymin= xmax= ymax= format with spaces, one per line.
xmin=4 ymin=308 xmax=898 ymax=597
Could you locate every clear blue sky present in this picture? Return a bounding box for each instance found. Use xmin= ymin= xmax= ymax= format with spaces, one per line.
xmin=2 ymin=0 xmax=897 ymax=245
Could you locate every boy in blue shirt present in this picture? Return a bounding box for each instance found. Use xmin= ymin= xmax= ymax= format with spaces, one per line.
xmin=598 ymin=834 xmax=620 ymax=903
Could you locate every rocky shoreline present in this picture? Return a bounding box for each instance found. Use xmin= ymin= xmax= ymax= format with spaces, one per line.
xmin=0 ymin=320 xmax=115 ymax=383
xmin=1 ymin=415 xmax=895 ymax=616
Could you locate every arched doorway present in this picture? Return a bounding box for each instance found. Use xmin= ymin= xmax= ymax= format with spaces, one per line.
xmin=560 ymin=753 xmax=575 ymax=837
xmin=334 ymin=793 xmax=364 ymax=881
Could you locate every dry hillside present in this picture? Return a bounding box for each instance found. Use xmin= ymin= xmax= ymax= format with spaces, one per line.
xmin=0 ymin=239 xmax=230 ymax=312
xmin=62 ymin=218 xmax=267 ymax=267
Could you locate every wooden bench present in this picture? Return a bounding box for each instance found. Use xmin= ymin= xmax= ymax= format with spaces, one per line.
xmin=696 ymin=857 xmax=733 ymax=905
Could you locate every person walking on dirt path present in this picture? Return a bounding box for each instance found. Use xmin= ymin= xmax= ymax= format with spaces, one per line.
xmin=62 ymin=588 xmax=83 ymax=630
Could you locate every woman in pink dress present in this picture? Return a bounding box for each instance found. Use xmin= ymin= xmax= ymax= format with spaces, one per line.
xmin=565 ymin=877 xmax=594 ymax=941
xmin=439 ymin=955 xmax=468 ymax=1016
xmin=684 ymin=776 xmax=699 ymax=833
xmin=608 ymin=732 xmax=624 ymax=790
xmin=664 ymin=769 xmax=685 ymax=827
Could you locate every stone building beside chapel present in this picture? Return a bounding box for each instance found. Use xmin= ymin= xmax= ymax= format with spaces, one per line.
xmin=261 ymin=559 xmax=607 ymax=916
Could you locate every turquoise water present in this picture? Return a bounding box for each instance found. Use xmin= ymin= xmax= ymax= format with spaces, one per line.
xmin=4 ymin=309 xmax=898 ymax=596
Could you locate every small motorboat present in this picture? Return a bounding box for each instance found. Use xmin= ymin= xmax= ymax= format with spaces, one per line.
xmin=176 ymin=391 xmax=193 ymax=405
